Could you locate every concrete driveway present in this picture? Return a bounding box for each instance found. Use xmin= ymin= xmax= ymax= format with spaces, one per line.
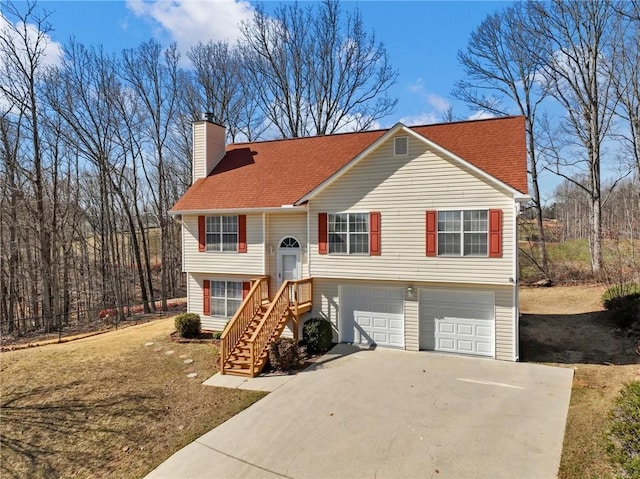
xmin=146 ymin=345 xmax=574 ymax=479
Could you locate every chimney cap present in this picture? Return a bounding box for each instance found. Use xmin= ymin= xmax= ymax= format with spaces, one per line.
xmin=203 ymin=112 xmax=215 ymax=123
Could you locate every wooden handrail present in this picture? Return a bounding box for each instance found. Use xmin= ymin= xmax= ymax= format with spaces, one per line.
xmin=219 ymin=276 xmax=269 ymax=375
xmin=247 ymin=281 xmax=291 ymax=376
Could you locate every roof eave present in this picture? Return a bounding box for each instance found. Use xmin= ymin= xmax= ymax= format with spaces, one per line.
xmin=169 ymin=205 xmax=308 ymax=216
xmin=296 ymin=123 xmax=523 ymax=204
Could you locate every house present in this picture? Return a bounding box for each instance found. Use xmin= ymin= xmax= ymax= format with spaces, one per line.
xmin=170 ymin=116 xmax=529 ymax=376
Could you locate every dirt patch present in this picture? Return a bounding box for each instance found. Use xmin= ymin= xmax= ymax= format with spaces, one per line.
xmin=520 ymin=286 xmax=640 ymax=365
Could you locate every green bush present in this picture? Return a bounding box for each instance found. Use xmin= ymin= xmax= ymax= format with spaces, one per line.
xmin=607 ymin=381 xmax=640 ymax=478
xmin=268 ymin=338 xmax=306 ymax=372
xmin=602 ymin=283 xmax=640 ymax=329
xmin=174 ymin=313 xmax=201 ymax=338
xmin=303 ymin=318 xmax=333 ymax=353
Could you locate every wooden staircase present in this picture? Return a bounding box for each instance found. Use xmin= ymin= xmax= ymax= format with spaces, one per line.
xmin=219 ymin=276 xmax=312 ymax=377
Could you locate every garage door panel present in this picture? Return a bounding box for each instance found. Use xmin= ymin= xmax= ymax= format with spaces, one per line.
xmin=419 ymin=289 xmax=495 ymax=358
xmin=341 ymin=285 xmax=405 ymax=348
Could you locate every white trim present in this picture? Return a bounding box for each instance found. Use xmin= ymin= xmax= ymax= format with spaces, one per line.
xmin=170 ymin=205 xmax=307 ymax=216
xmin=296 ymin=123 xmax=522 ymax=205
xmin=307 ymin=210 xmax=311 ymax=277
xmin=262 ymin=213 xmax=267 ymax=276
xmin=512 ymin=201 xmax=520 ymax=361
xmin=277 ymin=237 xmax=302 ymax=287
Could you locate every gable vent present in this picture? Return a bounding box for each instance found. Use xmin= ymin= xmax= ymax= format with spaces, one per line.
xmin=394 ymin=136 xmax=408 ymax=156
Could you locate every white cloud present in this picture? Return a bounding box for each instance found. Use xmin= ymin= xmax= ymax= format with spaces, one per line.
xmin=467 ymin=110 xmax=495 ymax=121
xmin=399 ymin=112 xmax=439 ymax=126
xmin=126 ymin=0 xmax=255 ymax=50
xmin=0 ymin=13 xmax=63 ymax=68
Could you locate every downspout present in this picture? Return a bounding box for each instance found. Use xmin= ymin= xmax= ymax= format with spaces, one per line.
xmin=513 ymin=200 xmax=520 ymax=361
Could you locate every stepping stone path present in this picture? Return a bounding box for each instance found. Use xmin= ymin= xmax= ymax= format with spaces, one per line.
xmin=186 ymin=372 xmax=198 ymax=379
xmin=165 ymin=350 xmax=175 ymax=355
xmin=183 ymin=359 xmax=194 ymax=364
xmin=153 ymin=347 xmax=163 ymax=353
xmin=178 ymin=354 xmax=188 ymax=359
xmin=144 ymin=342 xmax=154 ymax=347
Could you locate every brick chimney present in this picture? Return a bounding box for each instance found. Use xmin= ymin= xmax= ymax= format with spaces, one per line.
xmin=192 ymin=114 xmax=226 ymax=183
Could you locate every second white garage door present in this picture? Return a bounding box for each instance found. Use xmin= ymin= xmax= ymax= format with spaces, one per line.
xmin=340 ymin=285 xmax=404 ymax=348
xmin=419 ymin=289 xmax=495 ymax=357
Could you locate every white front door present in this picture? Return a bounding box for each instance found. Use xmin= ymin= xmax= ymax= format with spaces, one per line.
xmin=277 ymin=237 xmax=301 ymax=288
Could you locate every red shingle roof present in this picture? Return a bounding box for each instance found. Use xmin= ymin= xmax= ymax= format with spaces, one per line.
xmin=171 ymin=116 xmax=527 ymax=212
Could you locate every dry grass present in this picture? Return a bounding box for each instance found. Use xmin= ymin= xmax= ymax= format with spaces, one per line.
xmin=559 ymin=365 xmax=640 ymax=479
xmin=520 ymin=286 xmax=640 ymax=479
xmin=0 ymin=318 xmax=265 ymax=479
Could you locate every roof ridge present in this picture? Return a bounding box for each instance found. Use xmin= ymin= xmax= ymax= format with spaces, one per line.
xmin=228 ymin=115 xmax=524 ymax=147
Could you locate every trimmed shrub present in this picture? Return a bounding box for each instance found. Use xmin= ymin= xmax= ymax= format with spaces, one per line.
xmin=268 ymin=338 xmax=306 ymax=372
xmin=602 ymin=283 xmax=640 ymax=329
xmin=303 ymin=318 xmax=333 ymax=353
xmin=174 ymin=313 xmax=201 ymax=338
xmin=607 ymin=381 xmax=640 ymax=478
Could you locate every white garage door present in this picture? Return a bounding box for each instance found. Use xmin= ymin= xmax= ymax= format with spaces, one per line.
xmin=419 ymin=289 xmax=495 ymax=357
xmin=340 ymin=285 xmax=404 ymax=348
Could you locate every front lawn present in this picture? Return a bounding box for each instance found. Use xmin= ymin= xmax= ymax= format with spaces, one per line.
xmin=0 ymin=318 xmax=265 ymax=479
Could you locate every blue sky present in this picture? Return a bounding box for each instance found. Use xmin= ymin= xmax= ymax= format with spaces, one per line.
xmin=11 ymin=1 xmax=575 ymax=197
xmin=32 ymin=0 xmax=512 ymax=126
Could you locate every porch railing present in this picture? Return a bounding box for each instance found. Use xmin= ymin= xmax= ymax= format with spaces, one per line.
xmin=219 ymin=276 xmax=269 ymax=374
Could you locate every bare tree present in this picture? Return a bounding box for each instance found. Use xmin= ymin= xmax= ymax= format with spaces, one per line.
xmin=187 ymin=41 xmax=265 ymax=142
xmin=609 ymin=3 xmax=640 ymax=178
xmin=240 ymin=0 xmax=398 ymax=137
xmin=121 ymin=40 xmax=185 ymax=311
xmin=453 ymin=3 xmax=550 ymax=274
xmin=531 ymin=0 xmax=619 ymax=274
xmin=0 ymin=1 xmax=56 ymax=329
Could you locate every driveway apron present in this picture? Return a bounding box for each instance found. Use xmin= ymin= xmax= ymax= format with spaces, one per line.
xmin=145 ymin=345 xmax=574 ymax=479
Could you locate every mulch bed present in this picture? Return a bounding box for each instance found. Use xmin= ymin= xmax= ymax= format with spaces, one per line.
xmin=169 ymin=331 xmax=221 ymax=347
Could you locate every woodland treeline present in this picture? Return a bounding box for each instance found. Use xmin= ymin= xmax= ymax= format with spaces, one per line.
xmin=1 ymin=0 xmax=639 ymax=336
xmin=0 ymin=0 xmax=397 ymax=335
xmin=454 ymin=0 xmax=640 ymax=277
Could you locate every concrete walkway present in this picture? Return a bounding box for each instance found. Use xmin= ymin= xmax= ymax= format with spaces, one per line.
xmin=146 ymin=345 xmax=574 ymax=479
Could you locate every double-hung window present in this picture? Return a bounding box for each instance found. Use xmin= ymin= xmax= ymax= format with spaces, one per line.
xmin=210 ymin=280 xmax=242 ymax=317
xmin=206 ymin=215 xmax=237 ymax=252
xmin=328 ymin=213 xmax=369 ymax=254
xmin=437 ymin=210 xmax=488 ymax=256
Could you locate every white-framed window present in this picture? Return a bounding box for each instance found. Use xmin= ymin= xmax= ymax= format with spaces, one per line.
xmin=206 ymin=215 xmax=237 ymax=252
xmin=437 ymin=210 xmax=488 ymax=256
xmin=328 ymin=213 xmax=369 ymax=254
xmin=210 ymin=280 xmax=242 ymax=317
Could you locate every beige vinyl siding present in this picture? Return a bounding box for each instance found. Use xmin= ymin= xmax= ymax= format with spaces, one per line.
xmin=192 ymin=121 xmax=226 ymax=182
xmin=414 ymin=283 xmax=515 ymax=361
xmin=404 ymin=298 xmax=419 ymax=351
xmin=189 ymin=272 xmax=295 ymax=337
xmin=192 ymin=123 xmax=205 ymax=183
xmin=309 ymin=133 xmax=516 ymax=285
xmin=267 ymin=212 xmax=308 ymax=295
xmin=310 ymin=278 xmax=419 ymax=349
xmin=182 ymin=214 xmax=264 ymax=275
xmin=311 ymin=278 xmax=515 ymax=359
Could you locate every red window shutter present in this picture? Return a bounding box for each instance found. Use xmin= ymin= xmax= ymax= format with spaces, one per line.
xmin=369 ymin=212 xmax=381 ymax=256
xmin=318 ymin=213 xmax=328 ymax=255
xmin=198 ymin=216 xmax=206 ymax=252
xmin=425 ymin=211 xmax=437 ymax=257
xmin=489 ymin=209 xmax=503 ymax=258
xmin=203 ymin=280 xmax=210 ymax=315
xmin=242 ymin=281 xmax=251 ymax=298
xmin=238 ymin=215 xmax=247 ymax=253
